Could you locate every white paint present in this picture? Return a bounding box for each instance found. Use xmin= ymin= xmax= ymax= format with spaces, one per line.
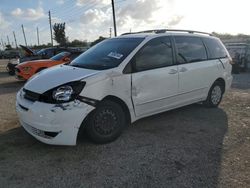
xmin=16 ymin=32 xmax=233 ymax=145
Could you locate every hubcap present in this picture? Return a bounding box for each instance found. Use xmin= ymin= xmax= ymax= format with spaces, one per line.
xmin=94 ymin=109 xmax=118 ymax=136
xmin=211 ymin=86 xmax=222 ymax=105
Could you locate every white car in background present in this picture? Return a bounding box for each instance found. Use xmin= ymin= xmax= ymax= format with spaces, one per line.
xmin=16 ymin=30 xmax=233 ymax=146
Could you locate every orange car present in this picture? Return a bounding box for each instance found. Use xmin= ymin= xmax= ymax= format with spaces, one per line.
xmin=15 ymin=51 xmax=80 ymax=80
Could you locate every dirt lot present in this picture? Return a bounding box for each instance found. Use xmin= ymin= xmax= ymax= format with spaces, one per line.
xmin=0 ymin=59 xmax=249 ymax=188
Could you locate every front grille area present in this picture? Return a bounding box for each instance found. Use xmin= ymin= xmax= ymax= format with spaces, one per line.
xmin=19 ymin=104 xmax=28 ymax=111
xmin=22 ymin=121 xmax=60 ymax=139
xmin=23 ymin=88 xmax=40 ymax=102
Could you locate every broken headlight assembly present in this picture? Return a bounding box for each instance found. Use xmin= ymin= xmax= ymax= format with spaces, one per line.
xmin=22 ymin=66 xmax=32 ymax=73
xmin=41 ymin=81 xmax=86 ymax=103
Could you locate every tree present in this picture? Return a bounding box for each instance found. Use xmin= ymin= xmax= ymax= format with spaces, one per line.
xmin=70 ymin=39 xmax=88 ymax=47
xmin=53 ymin=22 xmax=67 ymax=46
xmin=5 ymin=44 xmax=12 ymax=50
xmin=91 ymin=36 xmax=107 ymax=46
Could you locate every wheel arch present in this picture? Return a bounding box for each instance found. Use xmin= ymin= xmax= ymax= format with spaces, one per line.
xmin=101 ymin=95 xmax=131 ymax=125
xmin=77 ymin=95 xmax=132 ymax=143
xmin=214 ymin=77 xmax=226 ymax=93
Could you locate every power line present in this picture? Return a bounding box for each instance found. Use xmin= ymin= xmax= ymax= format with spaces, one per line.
xmin=62 ymin=0 xmax=126 ymax=25
xmin=51 ymin=0 xmax=95 ymax=20
xmin=53 ymin=1 xmax=98 ymax=21
xmin=49 ymin=0 xmax=78 ymax=13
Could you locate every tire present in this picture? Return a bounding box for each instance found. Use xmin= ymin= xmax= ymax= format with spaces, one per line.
xmin=6 ymin=63 xmax=16 ymax=75
xmin=86 ymin=100 xmax=126 ymax=144
xmin=203 ymin=82 xmax=224 ymax=108
xmin=8 ymin=69 xmax=15 ymax=76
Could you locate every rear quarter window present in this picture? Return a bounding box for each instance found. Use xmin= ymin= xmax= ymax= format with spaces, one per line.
xmin=202 ymin=38 xmax=228 ymax=59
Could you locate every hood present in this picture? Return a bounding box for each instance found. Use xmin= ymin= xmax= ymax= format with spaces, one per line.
xmin=20 ymin=59 xmax=54 ymax=66
xmin=24 ymin=65 xmax=100 ymax=94
xmin=17 ymin=59 xmax=51 ymax=68
xmin=16 ymin=61 xmax=30 ymax=68
xmin=20 ymin=45 xmax=35 ymax=56
xmin=19 ymin=55 xmax=42 ymax=63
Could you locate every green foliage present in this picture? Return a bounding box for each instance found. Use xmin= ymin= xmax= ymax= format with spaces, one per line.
xmin=69 ymin=39 xmax=88 ymax=47
xmin=91 ymin=36 xmax=107 ymax=46
xmin=212 ymin=32 xmax=250 ymax=41
xmin=53 ymin=23 xmax=67 ymax=46
xmin=32 ymin=43 xmax=52 ymax=49
xmin=5 ymin=44 xmax=12 ymax=50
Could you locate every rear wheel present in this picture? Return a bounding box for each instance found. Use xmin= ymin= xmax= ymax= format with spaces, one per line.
xmin=204 ymin=82 xmax=223 ymax=108
xmin=86 ymin=100 xmax=125 ymax=144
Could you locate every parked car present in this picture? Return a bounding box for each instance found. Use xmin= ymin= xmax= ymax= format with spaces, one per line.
xmin=15 ymin=51 xmax=81 ymax=81
xmin=6 ymin=45 xmax=75 ymax=75
xmin=225 ymin=43 xmax=250 ymax=73
xmin=1 ymin=49 xmax=20 ymax=59
xmin=16 ymin=30 xmax=233 ymax=146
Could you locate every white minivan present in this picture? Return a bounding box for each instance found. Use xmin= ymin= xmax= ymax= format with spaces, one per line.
xmin=16 ymin=30 xmax=233 ymax=145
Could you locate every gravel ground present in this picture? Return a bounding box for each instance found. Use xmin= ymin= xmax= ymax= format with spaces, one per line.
xmin=0 ymin=59 xmax=249 ymax=188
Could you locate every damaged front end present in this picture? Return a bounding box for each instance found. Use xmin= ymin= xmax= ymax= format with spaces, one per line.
xmin=16 ymin=86 xmax=97 ymax=145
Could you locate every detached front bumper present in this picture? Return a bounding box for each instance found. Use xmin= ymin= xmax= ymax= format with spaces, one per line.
xmin=6 ymin=62 xmax=17 ymax=75
xmin=16 ymin=90 xmax=95 ymax=146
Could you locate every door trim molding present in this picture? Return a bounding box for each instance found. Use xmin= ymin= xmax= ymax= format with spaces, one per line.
xmin=136 ymin=86 xmax=208 ymax=106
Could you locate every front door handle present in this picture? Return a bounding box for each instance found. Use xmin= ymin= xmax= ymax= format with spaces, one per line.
xmin=169 ymin=69 xmax=178 ymax=74
xmin=179 ymin=67 xmax=188 ymax=72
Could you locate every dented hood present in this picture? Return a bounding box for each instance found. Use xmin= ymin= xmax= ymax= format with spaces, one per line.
xmin=24 ymin=65 xmax=100 ymax=94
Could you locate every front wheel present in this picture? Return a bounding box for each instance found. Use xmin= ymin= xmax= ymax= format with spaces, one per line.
xmin=86 ymin=100 xmax=126 ymax=144
xmin=203 ymin=82 xmax=224 ymax=108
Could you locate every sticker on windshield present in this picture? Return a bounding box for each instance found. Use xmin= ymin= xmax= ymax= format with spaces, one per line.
xmin=108 ymin=52 xmax=123 ymax=59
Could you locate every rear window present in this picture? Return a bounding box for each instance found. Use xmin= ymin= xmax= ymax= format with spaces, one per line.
xmin=174 ymin=36 xmax=207 ymax=63
xmin=203 ymin=38 xmax=228 ymax=59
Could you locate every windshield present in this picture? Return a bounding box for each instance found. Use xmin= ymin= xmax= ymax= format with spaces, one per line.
xmin=36 ymin=49 xmax=46 ymax=55
xmin=51 ymin=52 xmax=70 ymax=61
xmin=70 ymin=38 xmax=144 ymax=70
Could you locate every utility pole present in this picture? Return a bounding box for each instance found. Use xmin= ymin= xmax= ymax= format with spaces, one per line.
xmin=1 ymin=38 xmax=4 ymax=50
xmin=37 ymin=27 xmax=40 ymax=46
xmin=21 ymin=24 xmax=28 ymax=46
xmin=48 ymin=10 xmax=53 ymax=46
xmin=13 ymin=31 xmax=18 ymax=49
xmin=111 ymin=0 xmax=117 ymax=37
xmin=6 ymin=35 xmax=10 ymax=45
xmin=109 ymin=27 xmax=112 ymax=38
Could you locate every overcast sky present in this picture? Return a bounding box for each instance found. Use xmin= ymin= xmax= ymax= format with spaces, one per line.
xmin=0 ymin=0 xmax=249 ymax=47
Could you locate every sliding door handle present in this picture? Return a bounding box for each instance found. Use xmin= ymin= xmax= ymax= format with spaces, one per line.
xmin=168 ymin=69 xmax=178 ymax=74
xmin=179 ymin=67 xmax=188 ymax=72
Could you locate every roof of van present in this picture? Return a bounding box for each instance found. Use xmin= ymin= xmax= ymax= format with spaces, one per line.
xmin=118 ymin=29 xmax=217 ymax=39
